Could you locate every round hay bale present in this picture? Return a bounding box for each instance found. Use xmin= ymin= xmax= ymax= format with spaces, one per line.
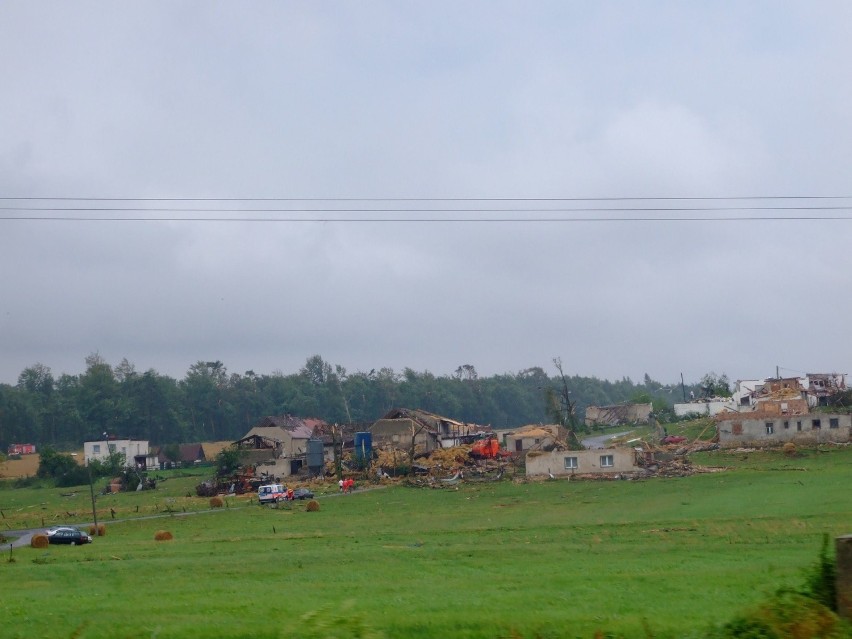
xmin=154 ymin=530 xmax=173 ymax=541
xmin=89 ymin=524 xmax=106 ymax=537
xmin=305 ymin=499 xmax=320 ymax=512
xmin=782 ymin=442 xmax=797 ymax=457
xmin=31 ymin=533 xmax=49 ymax=549
xmin=209 ymin=496 xmax=224 ymax=508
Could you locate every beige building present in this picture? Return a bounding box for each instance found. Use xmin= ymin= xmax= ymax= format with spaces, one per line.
xmin=525 ymin=447 xmax=646 ymax=477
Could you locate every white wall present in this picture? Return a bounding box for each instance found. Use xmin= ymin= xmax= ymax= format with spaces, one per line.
xmin=674 ymin=400 xmax=736 ymax=417
xmin=84 ymin=439 xmax=149 ymax=467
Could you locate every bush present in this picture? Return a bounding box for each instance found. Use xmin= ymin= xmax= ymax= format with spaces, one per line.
xmin=37 ymin=447 xmax=90 ymax=487
xmin=13 ymin=476 xmax=41 ymax=488
xmin=31 ymin=534 xmax=49 ymax=548
xmin=154 ymin=530 xmax=173 ymax=541
xmin=802 ymin=534 xmax=837 ymax=611
xmin=89 ymin=524 xmax=105 ymax=537
xmin=209 ymin=496 xmax=224 ymax=508
xmin=782 ymin=442 xmax=798 ymax=457
xmin=306 ymin=500 xmax=320 ymax=512
xmin=711 ymin=536 xmax=845 ymax=638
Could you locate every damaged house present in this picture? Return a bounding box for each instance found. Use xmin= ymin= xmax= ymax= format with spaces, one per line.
xmin=370 ymin=409 xmax=439 ymax=453
xmin=370 ymin=408 xmax=491 ymax=453
xmin=584 ymin=403 xmax=653 ymax=427
xmin=715 ymin=375 xmax=851 ymax=446
xmin=502 ymin=424 xmax=569 ymax=453
xmin=234 ymin=415 xmax=320 ymax=478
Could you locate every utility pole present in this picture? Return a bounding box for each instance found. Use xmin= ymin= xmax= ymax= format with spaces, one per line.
xmin=680 ymin=373 xmax=687 ymax=403
xmin=87 ymin=464 xmax=98 ymax=532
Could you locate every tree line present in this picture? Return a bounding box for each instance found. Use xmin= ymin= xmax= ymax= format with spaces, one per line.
xmin=0 ymin=353 xmax=713 ymax=450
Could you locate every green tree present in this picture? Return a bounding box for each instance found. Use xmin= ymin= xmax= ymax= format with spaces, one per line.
xmin=700 ymin=372 xmax=732 ymax=398
xmin=37 ymin=446 xmax=88 ymax=487
xmin=214 ymin=446 xmax=244 ymax=476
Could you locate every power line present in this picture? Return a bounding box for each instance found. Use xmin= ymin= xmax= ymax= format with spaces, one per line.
xmin=1 ymin=195 xmax=851 ymax=201
xmin=2 ymin=206 xmax=852 ymax=213
xmin=2 ymin=196 xmax=852 ymax=222
xmin=3 ymin=215 xmax=852 ymax=223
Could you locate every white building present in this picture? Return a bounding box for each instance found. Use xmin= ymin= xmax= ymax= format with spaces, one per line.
xmin=83 ymin=439 xmax=154 ymax=469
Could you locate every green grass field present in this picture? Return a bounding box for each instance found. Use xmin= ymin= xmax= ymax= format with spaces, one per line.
xmin=1 ymin=447 xmax=850 ymax=639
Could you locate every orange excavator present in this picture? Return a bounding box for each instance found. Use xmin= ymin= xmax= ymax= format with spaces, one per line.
xmin=469 ymin=435 xmax=510 ymax=459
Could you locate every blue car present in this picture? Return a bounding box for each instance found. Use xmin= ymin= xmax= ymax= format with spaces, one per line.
xmin=48 ymin=528 xmax=92 ymax=545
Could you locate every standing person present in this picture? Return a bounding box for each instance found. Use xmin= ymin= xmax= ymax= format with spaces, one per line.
xmin=338 ymin=478 xmax=344 ymax=492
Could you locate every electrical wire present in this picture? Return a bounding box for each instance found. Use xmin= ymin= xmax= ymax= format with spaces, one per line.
xmin=2 ymin=196 xmax=851 ymax=222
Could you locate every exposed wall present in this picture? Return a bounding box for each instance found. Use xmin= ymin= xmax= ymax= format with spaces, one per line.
xmin=585 ymin=403 xmax=652 ymax=426
xmin=503 ymin=425 xmax=567 ymax=453
xmin=717 ymin=413 xmax=852 ymax=447
xmin=370 ymin=419 xmax=439 ymax=452
xmin=505 ymin=433 xmax=556 ymax=452
xmin=525 ymin=447 xmax=642 ymax=477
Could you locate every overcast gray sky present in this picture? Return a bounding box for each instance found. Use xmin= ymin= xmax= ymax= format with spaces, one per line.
xmin=2 ymin=2 xmax=851 ymax=386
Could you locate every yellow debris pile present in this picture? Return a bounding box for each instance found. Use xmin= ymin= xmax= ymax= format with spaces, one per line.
xmin=373 ymin=445 xmax=471 ymax=470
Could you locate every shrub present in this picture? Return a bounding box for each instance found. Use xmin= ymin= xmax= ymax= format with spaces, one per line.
xmin=801 ymin=534 xmax=837 ymax=610
xmin=306 ymin=500 xmax=320 ymax=512
xmin=31 ymin=534 xmax=49 ymax=548
xmin=89 ymin=524 xmax=106 ymax=537
xmin=715 ymin=591 xmax=841 ymax=639
xmin=209 ymin=496 xmax=224 ymax=508
xmin=782 ymin=442 xmax=797 ymax=457
xmin=13 ymin=476 xmax=41 ymax=488
xmin=154 ymin=530 xmax=173 ymax=541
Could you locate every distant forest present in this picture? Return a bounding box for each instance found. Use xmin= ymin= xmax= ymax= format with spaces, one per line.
xmin=0 ymin=354 xmax=711 ymax=450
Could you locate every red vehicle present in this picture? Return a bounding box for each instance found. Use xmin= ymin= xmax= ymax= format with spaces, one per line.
xmin=469 ymin=436 xmax=511 ymax=459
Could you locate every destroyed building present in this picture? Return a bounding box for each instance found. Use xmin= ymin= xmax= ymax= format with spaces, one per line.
xmin=714 ymin=373 xmax=851 ymax=446
xmin=234 ymin=414 xmax=326 ymax=477
xmin=502 ymin=424 xmax=569 ymax=453
xmin=716 ymin=412 xmax=851 ymax=447
xmin=584 ymin=403 xmax=652 ymax=427
xmin=370 ymin=408 xmax=491 ymax=452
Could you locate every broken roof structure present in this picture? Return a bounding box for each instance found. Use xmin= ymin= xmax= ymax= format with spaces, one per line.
xmin=370 ymin=408 xmax=491 ymax=452
xmin=804 ymin=373 xmax=847 ymax=405
xmin=235 ymin=415 xmax=319 ymax=459
xmin=503 ymin=424 xmax=570 ymax=453
xmin=584 ymin=403 xmax=653 ymax=427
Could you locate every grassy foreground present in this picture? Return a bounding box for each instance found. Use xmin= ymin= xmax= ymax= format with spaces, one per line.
xmin=2 ymin=447 xmax=851 ymax=639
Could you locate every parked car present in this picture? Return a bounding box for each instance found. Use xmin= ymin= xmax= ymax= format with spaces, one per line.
xmin=292 ymin=488 xmax=314 ymax=500
xmin=48 ymin=528 xmax=92 ymax=545
xmin=45 ymin=526 xmax=78 ymax=537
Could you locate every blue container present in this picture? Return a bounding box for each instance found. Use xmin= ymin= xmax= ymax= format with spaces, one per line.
xmin=353 ymin=432 xmax=372 ymax=465
xmin=306 ymin=439 xmax=324 ymax=472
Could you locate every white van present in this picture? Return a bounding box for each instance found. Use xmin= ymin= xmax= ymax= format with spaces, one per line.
xmin=257 ymin=483 xmax=285 ymax=504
